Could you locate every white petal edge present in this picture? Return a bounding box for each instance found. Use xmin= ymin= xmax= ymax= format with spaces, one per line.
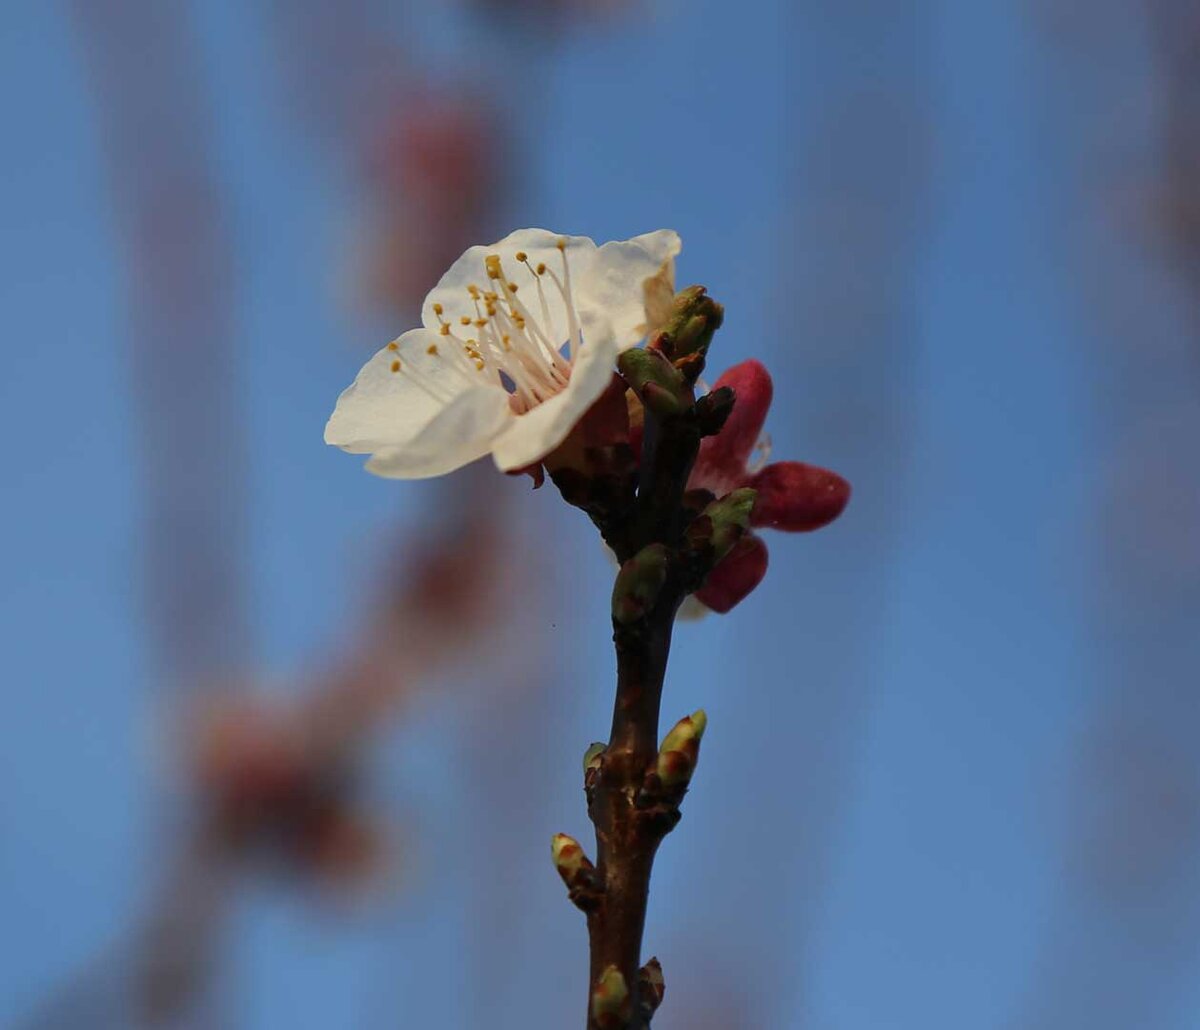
xmin=577 ymin=229 xmax=682 ymax=350
xmin=363 ymin=385 xmax=512 ymax=479
xmin=490 ymin=326 xmax=620 ymax=472
xmin=325 ymin=328 xmax=502 ymax=453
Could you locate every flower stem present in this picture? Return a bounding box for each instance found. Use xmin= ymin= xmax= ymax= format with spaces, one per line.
xmin=584 ymin=407 xmax=700 ymax=1028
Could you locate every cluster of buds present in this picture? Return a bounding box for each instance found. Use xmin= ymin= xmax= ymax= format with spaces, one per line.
xmin=618 ymin=286 xmax=724 ymax=414
xmin=545 ymin=282 xmax=846 ymax=616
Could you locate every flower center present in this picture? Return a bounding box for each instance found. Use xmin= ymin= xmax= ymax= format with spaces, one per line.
xmin=390 ymin=238 xmax=584 ymax=414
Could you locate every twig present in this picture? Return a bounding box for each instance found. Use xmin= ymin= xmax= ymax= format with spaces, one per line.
xmin=550 ymin=290 xmax=739 ymax=1028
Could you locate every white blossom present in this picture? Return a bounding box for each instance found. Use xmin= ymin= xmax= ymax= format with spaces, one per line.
xmin=325 ymin=227 xmax=681 ymax=478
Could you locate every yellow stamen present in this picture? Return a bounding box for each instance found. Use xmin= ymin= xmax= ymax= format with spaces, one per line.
xmin=390 ymin=360 xmax=401 ymax=373
xmin=387 ymin=341 xmax=398 ymax=352
xmin=426 ymin=344 xmax=438 ymax=355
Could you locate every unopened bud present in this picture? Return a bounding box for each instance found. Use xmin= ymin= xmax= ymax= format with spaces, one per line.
xmin=617 ymin=347 xmax=691 ymax=416
xmin=551 ymin=832 xmax=593 ymax=886
xmin=638 ymin=957 xmax=665 ymax=1015
xmin=656 ymin=710 xmax=707 ymax=788
xmin=685 ymin=488 xmax=756 ymax=564
xmin=694 ymin=386 xmax=736 ymax=436
xmin=591 ymin=966 xmax=631 ymax=1025
xmin=659 ymin=285 xmax=724 ymax=362
xmin=612 ymin=543 xmax=671 ymax=625
xmin=583 ymin=742 xmax=606 ymax=776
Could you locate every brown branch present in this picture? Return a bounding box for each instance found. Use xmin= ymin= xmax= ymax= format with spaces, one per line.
xmin=583 ymin=412 xmax=691 ymax=1022
xmin=582 ymin=406 xmax=701 ymax=1029
xmin=546 ymin=290 xmax=732 ymax=1027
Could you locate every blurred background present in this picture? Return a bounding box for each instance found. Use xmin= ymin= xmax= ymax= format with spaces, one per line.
xmin=3 ymin=0 xmax=1200 ymax=1027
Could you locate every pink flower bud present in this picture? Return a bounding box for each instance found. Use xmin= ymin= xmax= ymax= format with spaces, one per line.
xmin=748 ymin=461 xmax=851 ymax=532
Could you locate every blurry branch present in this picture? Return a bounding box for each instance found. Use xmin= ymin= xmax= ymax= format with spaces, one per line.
xmin=54 ymin=1 xmax=530 ymax=1023
xmin=70 ymin=0 xmax=249 ymax=693
xmin=267 ymin=0 xmax=402 ymax=148
xmin=352 ymin=91 xmax=497 ymax=320
xmin=468 ymin=0 xmax=638 ymax=30
xmin=22 ymin=471 xmax=528 ymax=1028
xmin=1146 ymin=1 xmax=1200 ymax=349
xmin=267 ymin=0 xmax=500 ymax=322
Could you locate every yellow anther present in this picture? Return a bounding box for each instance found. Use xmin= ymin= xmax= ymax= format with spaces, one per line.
xmin=467 ymin=284 xmax=480 ymax=298
xmin=486 ymin=304 xmax=497 ymax=316
xmin=474 ymin=318 xmax=488 ymax=328
xmin=390 ymin=360 xmax=401 ymax=373
xmin=484 ymin=291 xmax=498 ymax=302
xmin=440 ymin=323 xmax=450 ymax=336
xmin=473 ymin=359 xmax=485 ymax=371
xmin=460 ymin=316 xmax=472 ymax=325
xmin=432 ymin=302 xmax=444 ymax=315
xmin=426 ymin=344 xmax=438 ymax=355
xmin=507 ymin=282 xmax=519 ymax=293
xmin=515 ymin=251 xmax=527 ymax=262
xmin=386 ymin=341 xmax=398 ymax=351
xmin=556 ymin=237 xmax=567 ymax=250
xmin=485 ymin=254 xmax=502 ymax=280
xmin=536 ymin=262 xmax=546 ymax=275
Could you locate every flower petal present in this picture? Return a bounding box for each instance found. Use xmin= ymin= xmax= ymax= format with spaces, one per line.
xmin=693 ymin=534 xmax=769 ymax=613
xmin=491 ymin=325 xmax=620 ymax=471
xmin=691 ymin=359 xmax=774 ymax=494
xmin=325 ymin=328 xmax=511 ymax=479
xmin=748 ymin=461 xmax=851 ymax=531
xmin=422 ymin=228 xmax=599 ymax=349
xmin=363 ymin=384 xmax=512 ymax=478
xmin=577 ymin=229 xmax=682 ymax=349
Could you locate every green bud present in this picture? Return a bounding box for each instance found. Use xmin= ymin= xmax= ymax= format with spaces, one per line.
xmin=660 ymin=285 xmax=724 ymax=361
xmin=582 ymin=742 xmax=606 ymax=776
xmin=617 ymin=347 xmax=690 ymax=415
xmin=687 ymin=488 xmax=756 ymax=563
xmin=551 ymin=832 xmax=593 ymax=885
xmin=612 ymin=543 xmax=671 ymax=625
xmin=656 ymin=710 xmax=707 ymax=789
xmin=660 ymin=709 xmax=707 ymax=753
xmin=591 ymin=966 xmax=631 ymax=1024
